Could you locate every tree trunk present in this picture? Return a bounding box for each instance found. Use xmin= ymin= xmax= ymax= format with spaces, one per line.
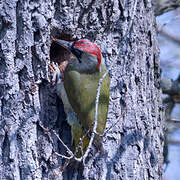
xmin=0 ymin=0 xmax=164 ymax=179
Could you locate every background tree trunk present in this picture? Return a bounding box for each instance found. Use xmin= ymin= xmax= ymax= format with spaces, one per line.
xmin=154 ymin=0 xmax=180 ymax=16
xmin=0 ymin=0 xmax=164 ymax=179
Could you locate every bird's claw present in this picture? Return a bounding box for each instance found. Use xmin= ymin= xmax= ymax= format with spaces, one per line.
xmin=49 ymin=62 xmax=62 ymax=85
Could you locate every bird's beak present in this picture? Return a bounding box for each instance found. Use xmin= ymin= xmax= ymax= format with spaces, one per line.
xmin=52 ymin=38 xmax=82 ymax=63
xmin=52 ymin=38 xmax=73 ymax=52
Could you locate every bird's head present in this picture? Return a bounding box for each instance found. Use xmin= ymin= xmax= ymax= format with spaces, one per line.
xmin=52 ymin=38 xmax=102 ymax=73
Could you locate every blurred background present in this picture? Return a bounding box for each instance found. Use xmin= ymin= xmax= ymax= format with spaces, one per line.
xmin=157 ymin=8 xmax=180 ymax=180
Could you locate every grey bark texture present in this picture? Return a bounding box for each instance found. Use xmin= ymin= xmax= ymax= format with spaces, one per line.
xmin=0 ymin=0 xmax=164 ymax=180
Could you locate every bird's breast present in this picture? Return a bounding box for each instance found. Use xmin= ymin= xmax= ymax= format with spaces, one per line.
xmin=63 ymin=65 xmax=109 ymax=134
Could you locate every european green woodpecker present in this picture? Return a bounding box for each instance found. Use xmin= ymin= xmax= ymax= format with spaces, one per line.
xmin=52 ymin=38 xmax=109 ymax=156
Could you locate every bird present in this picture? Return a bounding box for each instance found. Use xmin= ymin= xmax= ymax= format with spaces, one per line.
xmin=51 ymin=38 xmax=110 ymax=157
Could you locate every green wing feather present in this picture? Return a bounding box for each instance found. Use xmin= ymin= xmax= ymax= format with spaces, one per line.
xmin=64 ymin=65 xmax=109 ymax=155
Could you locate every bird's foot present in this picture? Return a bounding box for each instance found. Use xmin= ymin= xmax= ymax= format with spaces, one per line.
xmin=59 ymin=60 xmax=68 ymax=74
xmin=49 ymin=62 xmax=62 ymax=85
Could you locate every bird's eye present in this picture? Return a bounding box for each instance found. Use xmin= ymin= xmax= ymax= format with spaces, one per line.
xmin=71 ymin=47 xmax=82 ymax=63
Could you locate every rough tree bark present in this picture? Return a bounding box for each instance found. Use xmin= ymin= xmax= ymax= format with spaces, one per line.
xmin=0 ymin=0 xmax=164 ymax=179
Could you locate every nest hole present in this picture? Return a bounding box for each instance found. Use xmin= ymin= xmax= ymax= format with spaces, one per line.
xmin=50 ymin=33 xmax=76 ymax=64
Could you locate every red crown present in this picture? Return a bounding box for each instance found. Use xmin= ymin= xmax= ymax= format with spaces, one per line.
xmin=73 ymin=39 xmax=102 ymax=69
